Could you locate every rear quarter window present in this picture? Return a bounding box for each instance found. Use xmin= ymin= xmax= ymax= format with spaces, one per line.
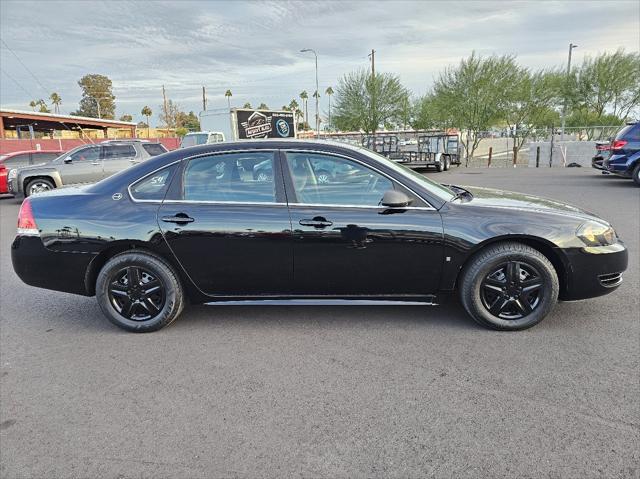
xmin=142 ymin=143 xmax=168 ymax=156
xmin=130 ymin=164 xmax=178 ymax=201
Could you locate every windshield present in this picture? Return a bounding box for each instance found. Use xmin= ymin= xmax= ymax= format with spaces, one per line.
xmin=181 ymin=134 xmax=208 ymax=148
xmin=358 ymin=147 xmax=456 ymax=201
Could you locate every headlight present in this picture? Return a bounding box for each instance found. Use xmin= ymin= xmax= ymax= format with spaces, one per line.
xmin=8 ymin=168 xmax=17 ymax=180
xmin=576 ymin=220 xmax=617 ymax=246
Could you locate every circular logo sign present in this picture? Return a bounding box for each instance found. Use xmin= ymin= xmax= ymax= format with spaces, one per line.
xmin=275 ymin=119 xmax=290 ymax=137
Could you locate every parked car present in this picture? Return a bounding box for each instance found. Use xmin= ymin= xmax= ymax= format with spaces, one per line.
xmin=180 ymin=131 xmax=226 ymax=148
xmin=604 ymin=122 xmax=640 ymax=185
xmin=11 ymin=140 xmax=627 ymax=333
xmin=8 ymin=140 xmax=167 ymax=196
xmin=591 ymin=141 xmax=611 ymax=171
xmin=0 ymin=150 xmax=63 ymax=195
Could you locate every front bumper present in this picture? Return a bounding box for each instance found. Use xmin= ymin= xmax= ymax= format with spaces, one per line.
xmin=12 ymin=235 xmax=95 ymax=296
xmin=7 ymin=177 xmax=19 ymax=194
xmin=560 ymin=242 xmax=628 ymax=301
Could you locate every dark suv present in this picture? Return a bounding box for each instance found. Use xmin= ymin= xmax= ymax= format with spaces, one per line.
xmin=604 ymin=122 xmax=640 ymax=185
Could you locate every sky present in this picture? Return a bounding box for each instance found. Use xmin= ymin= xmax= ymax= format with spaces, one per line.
xmin=1 ymin=0 xmax=639 ymax=126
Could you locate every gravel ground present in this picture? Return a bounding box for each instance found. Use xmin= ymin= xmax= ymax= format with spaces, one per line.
xmin=0 ymin=167 xmax=638 ymax=478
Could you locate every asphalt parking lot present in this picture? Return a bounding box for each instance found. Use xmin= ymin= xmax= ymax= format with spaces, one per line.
xmin=0 ymin=167 xmax=638 ymax=478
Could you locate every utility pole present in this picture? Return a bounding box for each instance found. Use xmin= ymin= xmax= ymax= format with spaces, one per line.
xmin=369 ymin=49 xmax=376 ymax=142
xmin=162 ymin=85 xmax=169 ymax=130
xmin=560 ymin=43 xmax=577 ymax=141
xmin=202 ymin=86 xmax=207 ymax=112
xmin=300 ymin=48 xmax=319 ymax=138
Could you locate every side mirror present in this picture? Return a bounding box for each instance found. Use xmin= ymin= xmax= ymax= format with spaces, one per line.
xmin=63 ymin=157 xmax=72 ymax=164
xmin=381 ymin=190 xmax=412 ymax=208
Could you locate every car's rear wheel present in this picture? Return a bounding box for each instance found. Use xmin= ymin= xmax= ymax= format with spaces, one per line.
xmin=25 ymin=178 xmax=54 ymax=197
xmin=632 ymin=163 xmax=640 ymax=186
xmin=459 ymin=242 xmax=559 ymax=330
xmin=96 ymin=251 xmax=184 ymax=332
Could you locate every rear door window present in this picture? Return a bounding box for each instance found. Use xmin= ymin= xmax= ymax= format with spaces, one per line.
xmin=104 ymin=145 xmax=136 ymax=159
xmin=183 ymin=151 xmax=277 ymax=203
xmin=2 ymin=153 xmax=31 ymax=168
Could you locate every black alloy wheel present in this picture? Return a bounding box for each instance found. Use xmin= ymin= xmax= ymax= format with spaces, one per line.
xmin=480 ymin=261 xmax=542 ymax=320
xmin=108 ymin=266 xmax=165 ymax=321
xmin=459 ymin=242 xmax=559 ymax=330
xmin=96 ymin=251 xmax=184 ymax=332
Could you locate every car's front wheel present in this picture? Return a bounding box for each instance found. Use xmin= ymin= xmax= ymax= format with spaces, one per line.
xmin=96 ymin=251 xmax=184 ymax=332
xmin=459 ymin=242 xmax=559 ymax=330
xmin=25 ymin=178 xmax=54 ymax=197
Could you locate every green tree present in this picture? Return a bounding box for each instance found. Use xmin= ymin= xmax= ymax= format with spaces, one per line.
xmin=502 ymin=69 xmax=561 ymax=155
xmin=36 ymin=99 xmax=50 ymax=113
xmin=332 ymin=68 xmax=408 ymax=133
xmin=325 ymin=86 xmax=334 ymax=131
xmin=243 ymin=102 xmax=252 ymax=109
xmin=299 ymin=91 xmax=308 ymax=129
xmin=569 ymin=49 xmax=640 ymax=122
xmin=257 ymin=102 xmax=269 ymax=110
xmin=429 ymin=52 xmax=521 ymax=164
xmin=176 ymin=111 xmax=200 ymax=131
xmin=119 ymin=114 xmax=133 ymax=122
xmin=225 ymin=89 xmax=233 ymax=109
xmin=72 ymin=74 xmax=116 ymax=119
xmin=29 ymin=100 xmax=37 ymax=111
xmin=49 ymin=92 xmax=62 ymax=114
xmin=141 ymin=106 xmax=152 ymax=138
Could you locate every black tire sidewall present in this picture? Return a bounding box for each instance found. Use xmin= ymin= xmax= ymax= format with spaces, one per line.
xmin=633 ymin=163 xmax=640 ymax=185
xmin=96 ymin=252 xmax=183 ymax=332
xmin=462 ymin=246 xmax=559 ymax=330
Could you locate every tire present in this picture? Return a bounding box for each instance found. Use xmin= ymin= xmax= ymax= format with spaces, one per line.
xmin=459 ymin=242 xmax=559 ymax=331
xmin=96 ymin=251 xmax=184 ymax=332
xmin=632 ymin=163 xmax=640 ymax=186
xmin=443 ymin=156 xmax=451 ymax=171
xmin=25 ymin=178 xmax=55 ymax=197
xmin=436 ymin=161 xmax=444 ymax=172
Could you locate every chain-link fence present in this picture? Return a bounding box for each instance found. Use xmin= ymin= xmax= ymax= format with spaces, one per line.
xmin=323 ymin=125 xmax=627 ymax=168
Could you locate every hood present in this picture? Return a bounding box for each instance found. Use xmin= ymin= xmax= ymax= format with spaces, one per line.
xmin=461 ymin=186 xmax=604 ymax=222
xmin=13 ymin=162 xmax=54 ymax=173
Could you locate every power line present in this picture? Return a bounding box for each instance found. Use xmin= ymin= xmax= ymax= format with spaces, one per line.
xmin=0 ymin=38 xmax=51 ymax=95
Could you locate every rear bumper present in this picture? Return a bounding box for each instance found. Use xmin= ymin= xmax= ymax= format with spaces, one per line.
xmin=560 ymin=242 xmax=628 ymax=301
xmin=591 ymin=156 xmax=606 ymax=170
xmin=11 ymin=235 xmax=94 ymax=296
xmin=604 ymin=155 xmax=634 ymax=177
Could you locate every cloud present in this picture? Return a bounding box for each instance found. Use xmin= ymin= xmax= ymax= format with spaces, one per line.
xmin=1 ymin=0 xmax=638 ymax=123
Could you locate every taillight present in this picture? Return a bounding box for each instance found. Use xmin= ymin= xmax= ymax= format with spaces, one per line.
xmin=611 ymin=139 xmax=628 ymax=150
xmin=17 ymin=199 xmax=39 ymax=236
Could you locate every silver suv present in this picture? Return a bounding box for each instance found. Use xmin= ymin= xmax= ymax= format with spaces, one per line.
xmin=8 ymin=140 xmax=168 ymax=196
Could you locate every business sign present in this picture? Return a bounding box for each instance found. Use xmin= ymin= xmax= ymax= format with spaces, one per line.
xmin=233 ymin=109 xmax=296 ymax=139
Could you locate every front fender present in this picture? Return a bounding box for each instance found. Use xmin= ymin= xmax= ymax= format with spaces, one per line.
xmin=19 ymin=169 xmax=63 ymax=191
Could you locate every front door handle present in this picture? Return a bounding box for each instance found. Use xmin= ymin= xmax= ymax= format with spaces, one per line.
xmin=299 ymin=217 xmax=333 ymax=228
xmin=162 ymin=213 xmax=194 ymax=224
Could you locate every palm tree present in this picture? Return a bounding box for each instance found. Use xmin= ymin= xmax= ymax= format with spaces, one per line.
xmin=243 ymin=102 xmax=252 ymax=109
xmin=36 ymin=99 xmax=50 ymax=113
xmin=289 ymin=99 xmax=299 ymax=112
xmin=50 ymin=92 xmax=62 ymax=114
xmin=299 ymin=90 xmax=308 ymax=129
xmin=224 ymin=89 xmax=232 ymax=109
xmin=29 ymin=100 xmax=37 ymax=111
xmin=257 ymin=102 xmax=269 ymax=110
xmin=141 ymin=106 xmax=152 ymax=138
xmin=325 ymin=86 xmax=334 ymax=131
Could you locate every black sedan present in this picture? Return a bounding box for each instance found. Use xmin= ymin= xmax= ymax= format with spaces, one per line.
xmin=11 ymin=140 xmax=628 ymax=332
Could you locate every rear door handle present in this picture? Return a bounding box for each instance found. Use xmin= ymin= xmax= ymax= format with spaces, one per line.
xmin=299 ymin=218 xmax=333 ymax=228
xmin=162 ymin=214 xmax=194 ymax=224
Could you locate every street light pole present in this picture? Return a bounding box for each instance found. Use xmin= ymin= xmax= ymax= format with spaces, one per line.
xmin=560 ymin=43 xmax=577 ymax=141
xmin=300 ymin=48 xmax=319 ymax=138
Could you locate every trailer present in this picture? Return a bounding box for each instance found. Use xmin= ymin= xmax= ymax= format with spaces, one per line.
xmin=198 ymin=108 xmax=297 ymax=141
xmin=361 ymin=133 xmax=462 ymax=172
